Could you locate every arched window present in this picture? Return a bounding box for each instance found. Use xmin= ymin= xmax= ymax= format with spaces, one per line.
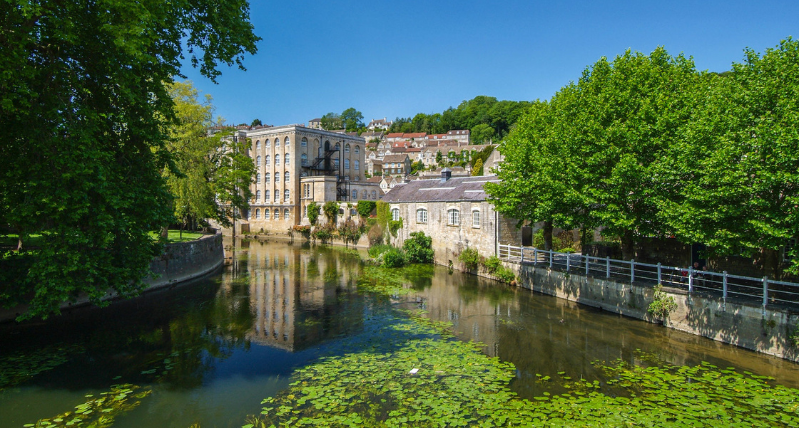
xmin=256 ymin=190 xmax=261 ymax=201
xmin=355 ymin=145 xmax=360 ymax=154
xmin=265 ymin=172 xmax=270 ymax=183
xmin=274 ymin=138 xmax=280 ymax=147
xmin=344 ymin=159 xmax=350 ymax=169
xmin=416 ymin=209 xmax=428 ymax=223
xmin=274 ymin=189 xmax=279 ymax=201
xmin=265 ymin=139 xmax=271 ymax=147
xmin=264 ymin=209 xmax=270 ymax=220
xmin=301 ymin=137 xmax=307 ymax=147
xmin=284 ymin=171 xmax=290 ymax=182
xmin=265 ymin=155 xmax=270 ymax=166
xmin=274 ymin=209 xmax=280 ymax=220
xmin=284 ymin=189 xmax=290 ymax=200
xmin=361 ymin=190 xmax=367 ymax=199
xmin=391 ymin=208 xmax=400 ymax=221
xmin=447 ymin=209 xmax=460 ymax=226
xmin=265 ymin=189 xmax=270 ymax=200
xmin=345 ymin=144 xmax=350 ymax=154
xmin=284 ymin=137 xmax=290 ymax=147
xmin=335 ymin=143 xmax=340 ymax=152
xmin=275 ymin=154 xmax=280 ymax=165
xmin=301 ymin=153 xmax=308 ymax=166
xmin=285 ymin=153 xmax=290 ymax=164
xmin=472 ymin=210 xmax=481 ymax=228
xmin=351 ymin=189 xmax=357 ymax=200
xmin=256 ymin=140 xmax=261 ymax=150
xmin=256 ymin=156 xmax=261 ymax=166
xmin=354 ymin=160 xmax=360 ymax=171
xmin=371 ymin=190 xmax=377 ymax=199
xmin=255 ymin=208 xmax=261 ymax=219
xmin=284 ymin=208 xmax=290 ymax=219
xmin=256 ymin=173 xmax=261 ymax=183
xmin=334 ymin=158 xmax=339 ymax=168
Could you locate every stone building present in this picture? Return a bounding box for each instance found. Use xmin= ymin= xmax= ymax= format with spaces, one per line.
xmin=382 ymin=170 xmax=523 ymax=264
xmin=366 ymin=118 xmax=391 ymax=131
xmin=382 ymin=153 xmax=411 ymax=176
xmin=307 ymin=118 xmax=322 ymax=129
xmin=240 ymin=125 xmax=381 ymax=233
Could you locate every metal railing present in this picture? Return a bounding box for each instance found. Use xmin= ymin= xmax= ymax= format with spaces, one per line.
xmin=498 ymin=244 xmax=799 ymax=312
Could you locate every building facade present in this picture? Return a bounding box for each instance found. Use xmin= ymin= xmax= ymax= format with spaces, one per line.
xmin=241 ymin=125 xmax=380 ymax=232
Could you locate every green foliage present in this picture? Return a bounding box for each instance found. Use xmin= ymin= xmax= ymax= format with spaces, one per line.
xmin=367 ymin=244 xmax=394 ymax=259
xmin=387 ymin=95 xmax=531 ymax=140
xmin=338 ymin=219 xmax=364 ymax=245
xmin=410 ymin=160 xmax=425 ymax=175
xmin=307 ymin=202 xmax=320 ymax=225
xmin=471 ymin=158 xmax=484 ymax=176
xmin=402 ymin=232 xmax=434 ymax=264
xmin=320 ymin=112 xmax=342 ymax=130
xmin=389 ymin=217 xmax=403 ymax=238
xmin=648 ymin=284 xmax=678 ymax=320
xmin=458 ymin=248 xmax=481 ymax=270
xmin=250 ymin=118 xmax=262 ymax=127
xmin=0 ymin=0 xmax=259 ymax=319
xmin=483 ymin=255 xmax=503 ymax=274
xmin=32 ymin=384 xmax=152 ymax=427
xmin=382 ymin=247 xmax=407 ymax=268
xmin=322 ymin=201 xmax=339 ymax=225
xmin=356 ymin=200 xmax=376 ymax=217
xmin=341 ymin=107 xmax=364 ymax=132
xmin=312 ymin=225 xmax=334 ymax=244
xmin=482 ymin=255 xmax=515 ymax=283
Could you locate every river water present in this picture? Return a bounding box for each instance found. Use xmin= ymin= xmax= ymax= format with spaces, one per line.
xmin=1 ymin=239 xmax=798 ymax=427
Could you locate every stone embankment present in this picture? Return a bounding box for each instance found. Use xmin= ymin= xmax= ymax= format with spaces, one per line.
xmin=0 ymin=232 xmax=224 ymax=322
xmin=500 ymin=262 xmax=799 ymax=362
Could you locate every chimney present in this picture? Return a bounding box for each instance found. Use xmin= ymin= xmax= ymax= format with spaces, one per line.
xmin=441 ymin=167 xmax=452 ymax=183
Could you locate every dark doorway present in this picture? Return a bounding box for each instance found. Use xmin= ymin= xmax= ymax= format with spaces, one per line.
xmin=691 ymin=243 xmax=706 ymax=268
xmin=521 ymin=226 xmax=533 ymax=247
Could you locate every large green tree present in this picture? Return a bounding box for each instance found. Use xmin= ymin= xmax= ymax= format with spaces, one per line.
xmin=341 ymin=107 xmax=364 ymax=132
xmin=0 ymin=0 xmax=259 ymax=319
xmin=321 ymin=112 xmax=342 ymax=130
xmin=659 ymin=38 xmax=799 ymax=276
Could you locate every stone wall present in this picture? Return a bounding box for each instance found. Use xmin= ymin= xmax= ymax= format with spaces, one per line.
xmin=0 ymin=232 xmax=224 ymax=322
xmin=505 ymin=262 xmax=799 ymax=362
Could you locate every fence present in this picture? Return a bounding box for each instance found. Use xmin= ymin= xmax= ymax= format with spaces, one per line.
xmin=498 ymin=244 xmax=799 ymax=312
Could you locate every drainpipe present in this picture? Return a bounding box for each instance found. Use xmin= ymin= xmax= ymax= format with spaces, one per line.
xmin=494 ymin=209 xmax=499 ymax=257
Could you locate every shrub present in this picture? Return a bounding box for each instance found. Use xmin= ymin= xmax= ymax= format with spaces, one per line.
xmin=648 ymin=285 xmax=677 ymax=320
xmin=357 ymin=200 xmax=376 ymax=217
xmin=293 ymin=225 xmax=311 ymax=239
xmin=323 ymin=201 xmax=338 ymax=225
xmin=388 ymin=218 xmax=403 ymax=238
xmin=403 ymin=232 xmax=434 ymax=264
xmin=307 ymin=202 xmax=320 ymax=225
xmin=483 ymin=255 xmax=503 ymax=274
xmin=338 ymin=219 xmax=364 ymax=245
xmin=494 ymin=266 xmax=516 ymax=284
xmin=368 ymin=244 xmax=393 ymax=259
xmin=458 ymin=248 xmax=480 ymax=271
xmin=312 ymin=225 xmax=334 ymax=243
xmin=383 ymin=247 xmax=407 ymax=268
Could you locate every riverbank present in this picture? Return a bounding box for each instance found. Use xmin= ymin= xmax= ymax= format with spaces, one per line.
xmin=494 ymin=261 xmax=799 ymax=362
xmin=0 ymin=232 xmax=223 ymax=322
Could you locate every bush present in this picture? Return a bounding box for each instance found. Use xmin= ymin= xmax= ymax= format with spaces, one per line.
xmin=483 ymin=255 xmax=503 ymax=274
xmin=307 ymin=202 xmax=320 ymax=225
xmin=458 ymin=248 xmax=480 ymax=270
xmin=323 ymin=201 xmax=338 ymax=224
xmin=338 ymin=219 xmax=364 ymax=245
xmin=383 ymin=247 xmax=407 ymax=268
xmin=494 ymin=266 xmax=516 ymax=284
xmin=312 ymin=225 xmax=334 ymax=243
xmin=648 ymin=284 xmax=677 ymax=320
xmin=403 ymin=232 xmax=434 ymax=264
xmin=388 ymin=218 xmax=403 ymax=238
xmin=368 ymin=244 xmax=393 ymax=259
xmin=357 ymin=200 xmax=376 ymax=217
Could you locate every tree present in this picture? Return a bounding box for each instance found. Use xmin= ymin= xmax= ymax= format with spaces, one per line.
xmin=251 ymin=118 xmax=262 ymax=127
xmin=341 ymin=108 xmax=364 ymax=132
xmin=658 ymin=38 xmax=799 ymax=276
xmin=471 ymin=159 xmax=483 ymax=176
xmin=321 ymin=112 xmax=342 ymax=130
xmin=410 ymin=160 xmax=425 ymax=175
xmin=0 ymin=0 xmax=259 ymax=319
xmin=471 ymin=124 xmax=495 ymax=143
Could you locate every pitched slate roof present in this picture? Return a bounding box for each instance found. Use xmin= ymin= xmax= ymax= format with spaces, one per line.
xmin=382 ymin=175 xmax=500 ymax=203
xmin=383 ymin=154 xmax=409 ymax=163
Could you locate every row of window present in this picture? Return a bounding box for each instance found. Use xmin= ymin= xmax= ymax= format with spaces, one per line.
xmin=253 ymin=208 xmax=291 ymax=220
xmin=301 ymin=184 xmax=379 ymax=200
xmin=255 ymin=189 xmax=290 ymax=201
xmin=255 ymin=172 xmax=293 ymax=183
xmin=391 ymin=208 xmax=481 ymax=227
xmin=255 ymin=154 xmax=291 ymax=166
xmin=254 ymin=138 xmax=361 ymax=155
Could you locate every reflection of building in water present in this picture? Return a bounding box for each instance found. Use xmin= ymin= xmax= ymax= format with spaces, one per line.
xmin=417 ymin=270 xmax=520 ymax=357
xmin=243 ymin=242 xmax=364 ymax=351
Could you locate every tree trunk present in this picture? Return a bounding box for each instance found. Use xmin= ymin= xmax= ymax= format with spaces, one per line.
xmin=580 ymin=227 xmax=588 ymax=252
xmin=760 ymin=247 xmax=780 ymax=280
xmin=542 ymin=221 xmax=553 ymax=251
xmin=621 ymin=230 xmax=635 ymax=261
xmin=160 ymin=226 xmax=168 ymax=240
xmin=16 ymin=235 xmax=23 ymax=252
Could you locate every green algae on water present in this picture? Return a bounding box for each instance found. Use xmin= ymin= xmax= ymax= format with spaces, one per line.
xmin=25 ymin=384 xmax=151 ymax=428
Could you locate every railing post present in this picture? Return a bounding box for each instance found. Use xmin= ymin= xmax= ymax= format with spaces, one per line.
xmin=688 ymin=266 xmax=693 ymax=293
xmin=585 ymin=255 xmax=590 ymax=275
xmin=606 ymin=257 xmax=610 ymax=278
xmin=533 ymin=248 xmax=537 ymax=265
xmin=763 ymin=276 xmax=769 ymax=313
xmin=521 ymin=247 xmax=524 ymax=264
xmin=630 ymin=259 xmax=635 ymax=283
xmin=566 ymin=253 xmax=570 ymax=271
xmin=549 ymin=250 xmax=553 ymax=268
xmin=722 ymin=271 xmax=728 ymax=310
xmin=657 ymin=263 xmax=662 ymax=284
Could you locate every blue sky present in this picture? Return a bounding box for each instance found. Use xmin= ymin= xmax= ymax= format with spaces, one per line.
xmin=180 ymin=0 xmax=799 ymax=127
